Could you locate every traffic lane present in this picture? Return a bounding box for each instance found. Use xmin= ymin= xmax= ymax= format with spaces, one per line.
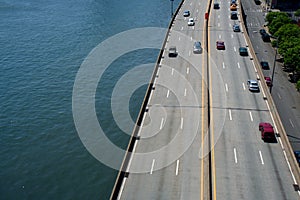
xmin=242 ymin=1 xmax=300 ymax=151
xmin=120 ymin=65 xmax=204 ymax=199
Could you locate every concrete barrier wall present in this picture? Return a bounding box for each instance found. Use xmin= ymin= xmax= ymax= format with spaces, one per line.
xmin=239 ymin=0 xmax=300 ymax=188
xmin=109 ymin=1 xmax=185 ymax=199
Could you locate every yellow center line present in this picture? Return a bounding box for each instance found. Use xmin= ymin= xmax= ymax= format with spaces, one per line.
xmin=207 ymin=9 xmax=217 ymax=200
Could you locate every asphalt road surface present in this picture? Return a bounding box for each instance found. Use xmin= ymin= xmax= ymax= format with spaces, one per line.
xmin=117 ymin=0 xmax=210 ymax=199
xmin=209 ymin=0 xmax=299 ymax=199
xmin=241 ymin=0 xmax=300 ymax=151
xmin=114 ymin=0 xmax=300 ymax=199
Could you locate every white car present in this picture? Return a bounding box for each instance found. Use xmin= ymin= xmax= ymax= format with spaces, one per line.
xmin=188 ymin=18 xmax=195 ymax=26
xmin=247 ymin=80 xmax=260 ymax=92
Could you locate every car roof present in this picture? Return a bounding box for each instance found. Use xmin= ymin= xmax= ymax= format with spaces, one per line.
xmin=248 ymin=79 xmax=257 ymax=83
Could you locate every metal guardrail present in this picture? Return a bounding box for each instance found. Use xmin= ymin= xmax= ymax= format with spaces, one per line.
xmin=109 ymin=1 xmax=185 ymax=199
xmin=239 ymin=0 xmax=300 ymax=190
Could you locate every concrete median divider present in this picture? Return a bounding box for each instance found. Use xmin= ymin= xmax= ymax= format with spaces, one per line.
xmin=239 ymin=0 xmax=300 ymax=190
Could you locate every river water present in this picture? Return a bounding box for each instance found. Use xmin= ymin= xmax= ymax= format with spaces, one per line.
xmin=0 ymin=0 xmax=180 ymax=199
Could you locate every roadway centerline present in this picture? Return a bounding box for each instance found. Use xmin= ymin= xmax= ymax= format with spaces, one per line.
xmin=166 ymin=89 xmax=170 ymax=98
xmin=249 ymin=111 xmax=253 ymax=121
xmin=229 ymin=109 xmax=232 ymax=120
xmin=259 ymin=151 xmax=264 ymax=165
xmin=150 ymin=159 xmax=155 ymax=174
xmin=175 ymin=160 xmax=179 ymax=176
xmin=160 ymin=118 xmax=164 ymax=130
xmin=234 ymin=148 xmax=238 ymax=163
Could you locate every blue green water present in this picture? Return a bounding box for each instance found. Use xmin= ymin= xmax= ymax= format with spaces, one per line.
xmin=0 ymin=0 xmax=180 ymax=199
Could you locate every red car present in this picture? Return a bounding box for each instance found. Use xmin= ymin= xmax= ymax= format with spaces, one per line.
xmin=216 ymin=41 xmax=225 ymax=50
xmin=264 ymin=77 xmax=272 ymax=86
xmin=259 ymin=122 xmax=276 ymax=142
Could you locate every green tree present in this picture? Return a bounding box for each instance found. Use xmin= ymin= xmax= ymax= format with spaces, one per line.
xmin=278 ymin=37 xmax=300 ymax=56
xmin=295 ymin=9 xmax=300 ymax=17
xmin=266 ymin=12 xmax=289 ymax=24
xmin=284 ymin=46 xmax=300 ymax=72
xmin=268 ymin=15 xmax=292 ymax=34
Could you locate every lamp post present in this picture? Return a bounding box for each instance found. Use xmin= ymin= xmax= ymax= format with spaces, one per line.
xmin=270 ymin=36 xmax=279 ymax=94
xmin=170 ymin=0 xmax=174 ymax=17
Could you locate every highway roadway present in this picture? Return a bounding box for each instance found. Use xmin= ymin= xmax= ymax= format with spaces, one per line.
xmin=112 ymin=0 xmax=300 ymax=199
xmin=209 ymin=0 xmax=299 ymax=199
xmin=116 ymin=0 xmax=210 ymax=199
xmin=241 ymin=0 xmax=300 ymax=151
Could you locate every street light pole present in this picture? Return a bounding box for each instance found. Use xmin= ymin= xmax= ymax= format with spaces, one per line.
xmin=270 ymin=37 xmax=279 ymax=94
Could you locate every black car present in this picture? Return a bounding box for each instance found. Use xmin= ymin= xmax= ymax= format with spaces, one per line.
xmin=231 ymin=12 xmax=238 ymax=20
xmin=213 ymin=2 xmax=220 ymax=9
xmin=259 ymin=29 xmax=266 ymax=35
xmin=261 ymin=32 xmax=270 ymax=42
xmin=239 ymin=47 xmax=248 ymax=56
xmin=260 ymin=61 xmax=269 ymax=69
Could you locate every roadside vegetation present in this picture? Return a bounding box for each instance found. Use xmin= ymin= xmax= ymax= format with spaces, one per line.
xmin=265 ymin=12 xmax=300 ymax=88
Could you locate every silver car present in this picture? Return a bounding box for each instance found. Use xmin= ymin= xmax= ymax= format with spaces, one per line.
xmin=193 ymin=41 xmax=202 ymax=54
xmin=168 ymin=46 xmax=177 ymax=57
xmin=247 ymin=80 xmax=259 ymax=92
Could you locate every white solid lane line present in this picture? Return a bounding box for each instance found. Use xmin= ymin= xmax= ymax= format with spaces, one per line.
xmin=242 ymin=82 xmax=246 ymax=90
xmin=225 ymin=84 xmax=228 ymax=92
xmin=171 ymin=68 xmax=174 ymax=75
xmin=249 ymin=111 xmax=253 ymax=121
xmin=175 ymin=160 xmax=180 ymax=175
xmin=234 ymin=148 xmax=238 ymax=163
xmin=237 ymin=62 xmax=240 ymax=68
xmin=184 ymin=88 xmax=187 ymax=96
xmin=187 ymin=67 xmax=190 ymax=74
xmin=222 ymin=62 xmax=225 ymax=69
xmin=259 ymin=151 xmax=264 ymax=165
xmin=166 ymin=89 xmax=170 ymax=98
xmin=160 ymin=118 xmax=164 ymax=130
xmin=181 ymin=117 xmax=184 ymax=129
xmin=229 ymin=109 xmax=232 ymax=120
xmin=289 ymin=119 xmax=295 ymax=128
xmin=150 ymin=159 xmax=155 ymax=174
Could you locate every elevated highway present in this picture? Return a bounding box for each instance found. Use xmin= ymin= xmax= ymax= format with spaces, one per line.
xmin=110 ymin=0 xmax=300 ymax=199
